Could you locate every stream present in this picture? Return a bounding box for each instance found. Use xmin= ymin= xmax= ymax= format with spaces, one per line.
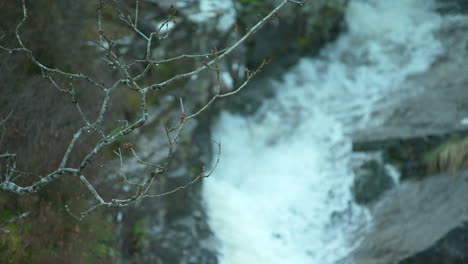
xmin=202 ymin=0 xmax=455 ymax=263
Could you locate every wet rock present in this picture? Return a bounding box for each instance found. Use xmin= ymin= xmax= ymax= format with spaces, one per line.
xmin=353 ymin=131 xmax=468 ymax=181
xmin=352 ymin=16 xmax=468 ymax=142
xmin=353 ymin=137 xmax=437 ymax=181
xmin=344 ymin=171 xmax=468 ymax=264
xmin=352 ymin=160 xmax=394 ymax=205
xmin=399 ymin=221 xmax=468 ymax=264
xmin=274 ymin=0 xmax=348 ymax=54
xmin=238 ymin=0 xmax=348 ymax=67
xmin=218 ymin=0 xmax=348 ymax=115
xmin=435 ymin=0 xmax=468 ymax=14
xmin=349 ymin=132 xmax=468 ymax=263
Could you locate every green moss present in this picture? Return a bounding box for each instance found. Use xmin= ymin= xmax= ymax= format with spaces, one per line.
xmin=0 ymin=207 xmax=16 ymax=222
xmin=133 ymin=219 xmax=146 ymax=239
xmin=2 ymin=235 xmax=25 ymax=262
xmin=297 ymin=36 xmax=312 ymax=51
xmin=0 ymin=184 xmax=118 ymax=263
xmin=0 ymin=217 xmax=32 ymax=263
xmin=129 ymin=218 xmax=147 ymax=254
xmin=90 ymin=224 xmax=119 ymax=259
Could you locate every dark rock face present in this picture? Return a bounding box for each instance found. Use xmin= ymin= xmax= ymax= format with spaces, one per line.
xmin=114 ymin=117 xmax=218 ymax=263
xmin=344 ymin=171 xmax=468 ymax=264
xmin=400 ymin=221 xmax=468 ymax=264
xmin=352 ymin=134 xmax=466 ymax=181
xmin=241 ymin=0 xmax=348 ymax=66
xmin=221 ymin=0 xmax=349 ymax=115
xmin=139 ymin=190 xmax=219 ymax=264
xmin=352 ymin=160 xmax=394 ymax=205
xmin=435 ymin=0 xmax=468 ymax=14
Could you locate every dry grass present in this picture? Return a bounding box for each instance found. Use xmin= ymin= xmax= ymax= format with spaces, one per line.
xmin=425 ymin=136 xmax=468 ymax=174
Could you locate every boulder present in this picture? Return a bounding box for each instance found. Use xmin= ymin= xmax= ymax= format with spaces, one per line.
xmin=344 ymin=171 xmax=468 ymax=264
xmin=399 ymin=221 xmax=468 ymax=264
xmin=352 ymin=160 xmax=394 ymax=205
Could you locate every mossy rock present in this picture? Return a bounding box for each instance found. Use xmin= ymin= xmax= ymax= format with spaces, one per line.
xmin=352 ymin=160 xmax=394 ymax=205
xmin=353 ymin=134 xmax=453 ymax=181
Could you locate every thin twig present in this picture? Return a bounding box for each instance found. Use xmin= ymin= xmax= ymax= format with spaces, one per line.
xmin=0 ymin=0 xmax=311 ymax=219
xmin=0 ymin=211 xmax=30 ymax=233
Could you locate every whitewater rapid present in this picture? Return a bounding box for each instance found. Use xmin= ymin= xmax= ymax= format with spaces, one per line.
xmin=203 ymin=0 xmax=446 ymax=263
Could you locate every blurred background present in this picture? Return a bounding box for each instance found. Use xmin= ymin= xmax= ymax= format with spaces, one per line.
xmin=1 ymin=0 xmax=468 ymax=263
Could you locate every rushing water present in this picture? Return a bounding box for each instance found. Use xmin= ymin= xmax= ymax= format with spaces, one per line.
xmin=203 ymin=0 xmax=447 ymax=263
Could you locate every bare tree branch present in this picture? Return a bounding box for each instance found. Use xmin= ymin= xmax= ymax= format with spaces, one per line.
xmin=0 ymin=0 xmax=311 ymax=218
xmin=0 ymin=111 xmax=13 ymax=148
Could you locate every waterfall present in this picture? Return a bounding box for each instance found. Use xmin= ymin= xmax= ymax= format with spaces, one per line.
xmin=203 ymin=0 xmax=447 ymax=263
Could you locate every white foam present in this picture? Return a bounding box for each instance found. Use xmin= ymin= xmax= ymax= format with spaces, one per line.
xmin=461 ymin=117 xmax=468 ymax=125
xmin=203 ymin=0 xmax=445 ymax=263
xmin=189 ymin=0 xmax=236 ymax=32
